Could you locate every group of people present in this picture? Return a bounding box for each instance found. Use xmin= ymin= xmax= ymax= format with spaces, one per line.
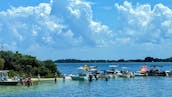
xmin=20 ymin=76 xmax=32 ymax=87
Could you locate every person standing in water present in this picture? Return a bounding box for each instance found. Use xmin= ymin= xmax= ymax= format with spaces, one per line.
xmin=54 ymin=73 xmax=57 ymax=83
xmin=38 ymin=74 xmax=40 ymax=81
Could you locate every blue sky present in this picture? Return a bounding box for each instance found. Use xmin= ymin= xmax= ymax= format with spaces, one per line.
xmin=1 ymin=0 xmax=172 ymax=60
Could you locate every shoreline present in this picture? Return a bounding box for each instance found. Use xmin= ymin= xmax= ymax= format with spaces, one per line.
xmin=32 ymin=77 xmax=70 ymax=82
xmin=31 ymin=78 xmax=63 ymax=82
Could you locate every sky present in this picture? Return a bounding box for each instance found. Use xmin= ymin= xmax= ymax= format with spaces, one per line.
xmin=1 ymin=0 xmax=172 ymax=60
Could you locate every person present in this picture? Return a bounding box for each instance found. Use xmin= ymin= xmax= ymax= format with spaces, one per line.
xmin=84 ymin=65 xmax=89 ymax=71
xmin=88 ymin=74 xmax=93 ymax=82
xmin=19 ymin=76 xmax=23 ymax=86
xmin=105 ymin=78 xmax=108 ymax=81
xmin=140 ymin=65 xmax=148 ymax=73
xmin=27 ymin=77 xmax=32 ymax=87
xmin=94 ymin=74 xmax=98 ymax=80
xmin=21 ymin=74 xmax=26 ymax=86
xmin=38 ymin=74 xmax=40 ymax=81
xmin=62 ymin=74 xmax=65 ymax=81
xmin=54 ymin=73 xmax=57 ymax=83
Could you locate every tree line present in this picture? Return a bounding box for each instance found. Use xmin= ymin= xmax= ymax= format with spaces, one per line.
xmin=0 ymin=51 xmax=60 ymax=78
xmin=55 ymin=57 xmax=172 ymax=63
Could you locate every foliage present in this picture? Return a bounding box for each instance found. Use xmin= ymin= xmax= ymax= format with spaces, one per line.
xmin=0 ymin=57 xmax=5 ymax=70
xmin=0 ymin=50 xmax=60 ymax=77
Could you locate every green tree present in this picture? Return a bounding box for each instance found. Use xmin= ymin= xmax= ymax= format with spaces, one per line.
xmin=0 ymin=50 xmax=61 ymax=77
xmin=0 ymin=58 xmax=5 ymax=70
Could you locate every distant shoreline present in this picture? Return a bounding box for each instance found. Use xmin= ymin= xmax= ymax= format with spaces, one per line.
xmin=55 ymin=61 xmax=172 ymax=64
xmin=54 ymin=57 xmax=172 ymax=63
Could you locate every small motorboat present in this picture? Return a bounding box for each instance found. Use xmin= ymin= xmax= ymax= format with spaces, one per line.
xmin=71 ymin=67 xmax=88 ymax=81
xmin=118 ymin=67 xmax=134 ymax=78
xmin=118 ymin=71 xmax=134 ymax=78
xmin=165 ymin=70 xmax=172 ymax=77
xmin=71 ymin=75 xmax=88 ymax=81
xmin=71 ymin=66 xmax=94 ymax=81
xmin=147 ymin=69 xmax=167 ymax=76
xmin=134 ymin=66 xmax=148 ymax=77
xmin=147 ymin=65 xmax=167 ymax=76
xmin=106 ymin=65 xmax=118 ymax=78
xmin=0 ymin=70 xmax=19 ymax=85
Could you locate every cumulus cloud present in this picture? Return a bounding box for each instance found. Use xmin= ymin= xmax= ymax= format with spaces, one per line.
xmin=115 ymin=1 xmax=172 ymax=44
xmin=0 ymin=3 xmax=62 ymax=49
xmin=0 ymin=0 xmax=113 ymax=59
xmin=51 ymin=0 xmax=113 ymax=47
xmin=2 ymin=0 xmax=172 ymax=59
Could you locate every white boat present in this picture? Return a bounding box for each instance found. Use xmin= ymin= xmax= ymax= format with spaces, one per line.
xmin=0 ymin=70 xmax=19 ymax=85
xmin=71 ymin=75 xmax=88 ymax=81
xmin=106 ymin=65 xmax=118 ymax=78
xmin=165 ymin=70 xmax=172 ymax=77
xmin=118 ymin=67 xmax=134 ymax=78
xmin=134 ymin=66 xmax=148 ymax=77
xmin=71 ymin=67 xmax=92 ymax=81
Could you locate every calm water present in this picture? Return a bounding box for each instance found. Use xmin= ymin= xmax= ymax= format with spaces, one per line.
xmin=58 ymin=62 xmax=172 ymax=74
xmin=1 ymin=62 xmax=172 ymax=97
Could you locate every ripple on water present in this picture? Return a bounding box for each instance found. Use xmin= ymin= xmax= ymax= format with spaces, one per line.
xmin=1 ymin=78 xmax=172 ymax=97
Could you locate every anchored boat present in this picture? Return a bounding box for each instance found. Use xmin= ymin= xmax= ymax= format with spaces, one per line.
xmin=118 ymin=67 xmax=134 ymax=78
xmin=106 ymin=65 xmax=118 ymax=78
xmin=71 ymin=65 xmax=98 ymax=81
xmin=147 ymin=65 xmax=167 ymax=76
xmin=134 ymin=66 xmax=148 ymax=77
xmin=0 ymin=70 xmax=19 ymax=85
xmin=71 ymin=66 xmax=90 ymax=81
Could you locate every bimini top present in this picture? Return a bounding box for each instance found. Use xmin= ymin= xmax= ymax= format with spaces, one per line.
xmin=0 ymin=70 xmax=9 ymax=81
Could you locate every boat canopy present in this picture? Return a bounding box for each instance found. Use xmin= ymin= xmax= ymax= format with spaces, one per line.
xmin=0 ymin=70 xmax=9 ymax=81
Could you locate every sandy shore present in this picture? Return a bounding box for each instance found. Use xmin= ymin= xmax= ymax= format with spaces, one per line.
xmin=30 ymin=76 xmax=72 ymax=82
xmin=31 ymin=78 xmax=63 ymax=81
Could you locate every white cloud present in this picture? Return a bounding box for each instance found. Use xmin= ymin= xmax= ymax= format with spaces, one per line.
xmin=115 ymin=1 xmax=172 ymax=44
xmin=0 ymin=1 xmax=66 ymax=50
xmin=1 ymin=0 xmax=172 ymax=59
xmin=0 ymin=0 xmax=113 ymax=59
xmin=67 ymin=6 xmax=81 ymax=18
xmin=51 ymin=0 xmax=113 ymax=47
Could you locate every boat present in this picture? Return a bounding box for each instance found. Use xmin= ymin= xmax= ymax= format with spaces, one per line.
xmin=147 ymin=69 xmax=167 ymax=76
xmin=0 ymin=70 xmax=19 ymax=85
xmin=165 ymin=70 xmax=172 ymax=77
xmin=134 ymin=66 xmax=148 ymax=77
xmin=71 ymin=66 xmax=92 ymax=81
xmin=118 ymin=67 xmax=134 ymax=78
xmin=118 ymin=71 xmax=134 ymax=78
xmin=106 ymin=65 xmax=118 ymax=78
xmin=71 ymin=75 xmax=88 ymax=81
xmin=147 ymin=65 xmax=167 ymax=76
xmin=71 ymin=65 xmax=99 ymax=81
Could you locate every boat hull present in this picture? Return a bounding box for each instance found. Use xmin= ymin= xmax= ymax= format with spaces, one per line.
xmin=71 ymin=76 xmax=87 ymax=81
xmin=0 ymin=81 xmax=18 ymax=85
xmin=147 ymin=71 xmax=167 ymax=76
